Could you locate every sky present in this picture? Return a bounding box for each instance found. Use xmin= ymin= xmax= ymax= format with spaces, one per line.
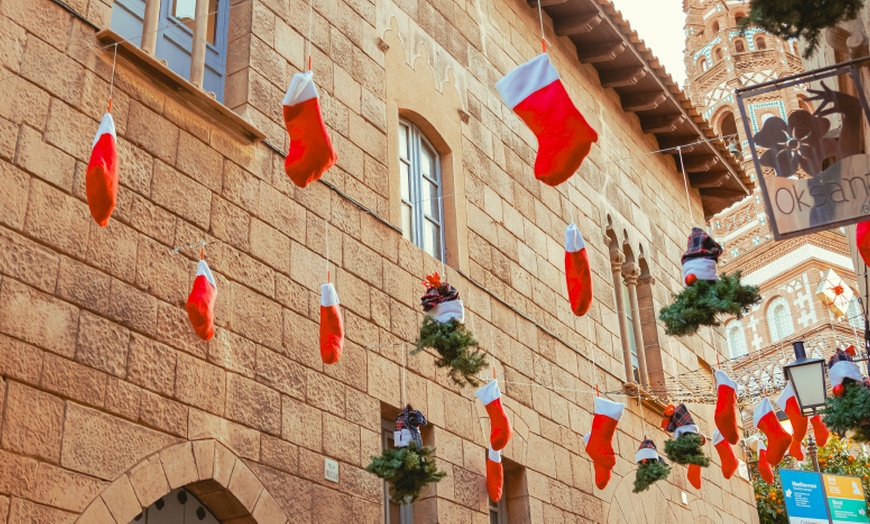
xmin=611 ymin=0 xmax=689 ymax=86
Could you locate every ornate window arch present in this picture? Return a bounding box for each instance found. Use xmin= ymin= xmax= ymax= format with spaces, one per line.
xmin=767 ymin=297 xmax=794 ymax=342
xmin=734 ymin=39 xmax=746 ymax=53
xmin=726 ymin=320 xmax=748 ymax=358
xmin=698 ymin=57 xmax=709 ymax=73
xmin=755 ymin=35 xmax=768 ymax=50
xmin=713 ymin=46 xmax=723 ymax=62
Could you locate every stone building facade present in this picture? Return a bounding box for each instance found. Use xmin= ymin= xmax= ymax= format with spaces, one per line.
xmin=0 ymin=0 xmax=759 ymax=522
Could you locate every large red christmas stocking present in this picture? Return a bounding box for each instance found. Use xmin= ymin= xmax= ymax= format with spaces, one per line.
xmin=777 ymin=383 xmax=808 ymax=461
xmin=476 ymin=380 xmax=512 ymax=451
xmin=714 ymin=370 xmax=740 ymax=445
xmin=754 ymin=398 xmax=791 ymax=466
xmin=86 ymin=112 xmax=118 ymax=226
xmin=486 ymin=447 xmax=504 ymax=502
xmin=857 ymin=221 xmax=870 ymax=266
xmin=565 ymin=223 xmax=593 ymax=316
xmin=283 ymin=70 xmax=336 ymax=188
xmin=712 ymin=430 xmax=738 ymax=480
xmin=495 ymin=54 xmax=598 ymax=186
xmin=186 ymin=259 xmax=217 ymax=341
xmin=585 ymin=397 xmax=625 ymax=471
xmin=810 ymin=415 xmax=829 ymax=447
xmin=319 ymin=283 xmax=343 ymax=364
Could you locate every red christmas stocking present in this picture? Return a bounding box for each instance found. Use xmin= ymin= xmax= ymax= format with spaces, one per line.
xmin=585 ymin=397 xmax=625 ymax=470
xmin=714 ymin=370 xmax=740 ymax=445
xmin=486 ymin=447 xmax=504 ymax=502
xmin=86 ymin=113 xmax=118 ymax=226
xmin=687 ymin=463 xmax=702 ymax=490
xmin=712 ymin=430 xmax=738 ymax=480
xmin=565 ymin=223 xmax=593 ymax=317
xmin=319 ymin=283 xmax=343 ymax=364
xmin=757 ymin=446 xmax=774 ymax=484
xmin=495 ymin=54 xmax=598 ymax=186
xmin=476 ymin=380 xmax=512 ymax=451
xmin=777 ymin=384 xmax=807 ymax=461
xmin=857 ymin=222 xmax=870 ymax=266
xmin=811 ymin=415 xmax=829 ymax=447
xmin=593 ymin=461 xmax=612 ymax=490
xmin=186 ymin=260 xmax=217 ymax=341
xmin=283 ymin=71 xmax=336 ymax=188
xmin=754 ymin=398 xmax=791 ymax=466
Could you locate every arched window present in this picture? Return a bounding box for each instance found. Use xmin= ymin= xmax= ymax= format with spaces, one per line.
xmin=767 ymin=297 xmax=794 ymax=342
xmin=698 ymin=57 xmax=708 ymax=72
xmin=712 ymin=21 xmax=720 ymax=33
xmin=719 ymin=111 xmax=741 ymax=153
xmin=399 ymin=119 xmax=445 ymax=261
xmin=848 ymin=297 xmax=865 ymax=329
xmin=727 ymin=321 xmax=748 ymax=358
xmin=755 ymin=35 xmax=767 ymax=50
xmin=798 ymin=96 xmax=814 ymax=113
xmin=735 ymin=39 xmax=746 ymax=53
xmin=735 ymin=13 xmax=746 ymax=25
xmin=714 ymin=47 xmax=723 ymax=62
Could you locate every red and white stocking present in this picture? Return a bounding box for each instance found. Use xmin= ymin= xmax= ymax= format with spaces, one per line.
xmin=476 ymin=380 xmax=512 ymax=451
xmin=687 ymin=464 xmax=702 ymax=490
xmin=319 ymin=283 xmax=343 ymax=365
xmin=777 ymin=384 xmax=807 ymax=461
xmin=186 ymin=260 xmax=217 ymax=341
xmin=712 ymin=430 xmax=738 ymax=480
xmin=486 ymin=447 xmax=504 ymax=502
xmin=857 ymin=222 xmax=870 ymax=266
xmin=565 ymin=223 xmax=593 ymax=317
xmin=754 ymin=398 xmax=792 ymax=466
xmin=585 ymin=397 xmax=625 ymax=471
xmin=810 ymin=415 xmax=829 ymax=447
xmin=86 ymin=113 xmax=118 ymax=226
xmin=495 ymin=54 xmax=598 ymax=186
xmin=714 ymin=370 xmax=740 ymax=445
xmin=283 ymin=71 xmax=336 ymax=188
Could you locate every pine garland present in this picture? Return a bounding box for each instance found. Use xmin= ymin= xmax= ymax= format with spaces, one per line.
xmin=365 ymin=443 xmax=447 ymax=504
xmin=664 ymin=434 xmax=711 ymax=467
xmin=659 ymin=272 xmax=761 ymax=337
xmin=822 ymin=379 xmax=870 ymax=442
xmin=744 ymin=0 xmax=863 ymax=58
xmin=633 ymin=460 xmax=671 ymax=493
xmin=413 ymin=316 xmax=488 ymax=387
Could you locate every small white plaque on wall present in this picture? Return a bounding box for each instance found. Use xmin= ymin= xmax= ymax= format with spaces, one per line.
xmin=325 ymin=458 xmax=339 ymax=483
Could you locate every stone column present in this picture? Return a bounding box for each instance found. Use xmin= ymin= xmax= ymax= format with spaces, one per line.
xmin=610 ymin=247 xmax=633 ymax=383
xmin=623 ymin=262 xmax=648 ymax=388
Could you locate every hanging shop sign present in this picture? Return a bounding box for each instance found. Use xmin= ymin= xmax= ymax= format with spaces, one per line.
xmin=822 ymin=473 xmax=870 ymax=524
xmin=781 ymin=469 xmax=831 ymax=524
xmin=736 ymin=57 xmax=870 ymax=240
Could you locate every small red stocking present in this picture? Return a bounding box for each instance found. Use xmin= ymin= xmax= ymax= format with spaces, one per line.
xmin=495 ymin=54 xmax=598 ymax=186
xmin=712 ymin=430 xmax=738 ymax=480
xmin=476 ymin=380 xmax=512 ymax=451
xmin=319 ymin=283 xmax=343 ymax=364
xmin=564 ymin=223 xmax=593 ymax=317
xmin=593 ymin=461 xmax=612 ymax=490
xmin=777 ymin=384 xmax=807 ymax=461
xmin=283 ymin=71 xmax=336 ymax=188
xmin=810 ymin=415 xmax=829 ymax=447
xmin=186 ymin=260 xmax=217 ymax=341
xmin=714 ymin=370 xmax=740 ymax=445
xmin=486 ymin=447 xmax=504 ymax=502
xmin=857 ymin=221 xmax=870 ymax=266
xmin=687 ymin=463 xmax=702 ymax=490
xmin=757 ymin=446 xmax=774 ymax=484
xmin=86 ymin=113 xmax=118 ymax=226
xmin=584 ymin=397 xmax=625 ymax=470
xmin=754 ymin=398 xmax=791 ymax=466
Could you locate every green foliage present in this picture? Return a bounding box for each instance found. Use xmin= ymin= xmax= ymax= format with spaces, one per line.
xmin=823 ymin=380 xmax=870 ymax=442
xmin=751 ymin=435 xmax=870 ymax=523
xmin=365 ymin=443 xmax=447 ymax=504
xmin=633 ymin=460 xmax=671 ymax=493
xmin=413 ymin=316 xmax=488 ymax=387
xmin=659 ymin=272 xmax=761 ymax=337
xmin=664 ymin=434 xmax=711 ymax=467
xmin=743 ymin=0 xmax=864 ymax=58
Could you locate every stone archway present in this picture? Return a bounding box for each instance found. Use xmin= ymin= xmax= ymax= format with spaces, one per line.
xmin=76 ymin=439 xmax=290 ymax=524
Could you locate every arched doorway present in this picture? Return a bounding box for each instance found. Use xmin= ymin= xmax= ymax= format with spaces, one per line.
xmin=132 ymin=488 xmax=220 ymax=523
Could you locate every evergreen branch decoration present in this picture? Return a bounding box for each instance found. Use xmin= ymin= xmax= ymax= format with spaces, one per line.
xmin=664 ymin=434 xmax=711 ymax=467
xmin=365 ymin=443 xmax=447 ymax=504
xmin=413 ymin=316 xmax=488 ymax=387
xmin=822 ymin=379 xmax=870 ymax=442
xmin=659 ymin=272 xmax=761 ymax=337
xmin=743 ymin=0 xmax=864 ymax=58
xmin=633 ymin=460 xmax=671 ymax=493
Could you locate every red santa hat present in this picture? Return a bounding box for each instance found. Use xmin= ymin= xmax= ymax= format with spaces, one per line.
xmin=681 ymin=227 xmax=722 ymax=285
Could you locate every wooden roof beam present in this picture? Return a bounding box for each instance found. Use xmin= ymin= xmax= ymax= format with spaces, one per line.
xmin=599 ymin=66 xmax=646 ymax=88
xmin=678 ymin=155 xmax=719 ymax=172
xmin=554 ymin=12 xmax=602 ymax=36
xmin=689 ymin=171 xmax=729 ymax=188
xmin=699 ymin=187 xmax=747 ymax=200
xmin=621 ymin=91 xmax=667 ymax=112
xmin=577 ymin=41 xmax=626 ymax=63
xmin=641 ymin=114 xmax=684 ymax=134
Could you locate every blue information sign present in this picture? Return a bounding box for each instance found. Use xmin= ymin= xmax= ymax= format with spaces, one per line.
xmin=781 ymin=469 xmax=832 ymax=524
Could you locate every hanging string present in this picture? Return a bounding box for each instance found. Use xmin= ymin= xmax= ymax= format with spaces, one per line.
xmin=325 ymin=196 xmax=331 ymax=282
xmin=536 ymin=0 xmax=546 ymax=52
xmin=401 ymin=343 xmax=407 ymax=407
xmin=638 ymin=389 xmax=647 ymax=437
xmin=307 ymin=0 xmax=314 ymax=70
xmin=108 ymin=44 xmax=118 ymax=113
xmin=677 ymin=146 xmax=695 ymax=226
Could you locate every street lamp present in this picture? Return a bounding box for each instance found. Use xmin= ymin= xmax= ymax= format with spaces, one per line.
xmin=784 ymin=341 xmax=828 ymax=472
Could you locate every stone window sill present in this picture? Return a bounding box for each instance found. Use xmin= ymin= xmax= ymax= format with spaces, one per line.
xmin=96 ymin=29 xmax=266 ymax=142
xmin=622 ymin=381 xmax=670 ymax=416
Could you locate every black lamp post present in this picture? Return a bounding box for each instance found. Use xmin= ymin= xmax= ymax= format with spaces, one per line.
xmin=783 ymin=341 xmax=828 ymax=472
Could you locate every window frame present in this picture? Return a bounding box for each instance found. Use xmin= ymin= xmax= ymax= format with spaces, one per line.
xmin=398 ymin=119 xmax=446 ymax=262
xmin=767 ymin=297 xmax=794 ymax=343
xmin=726 ymin=321 xmax=748 ymax=358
